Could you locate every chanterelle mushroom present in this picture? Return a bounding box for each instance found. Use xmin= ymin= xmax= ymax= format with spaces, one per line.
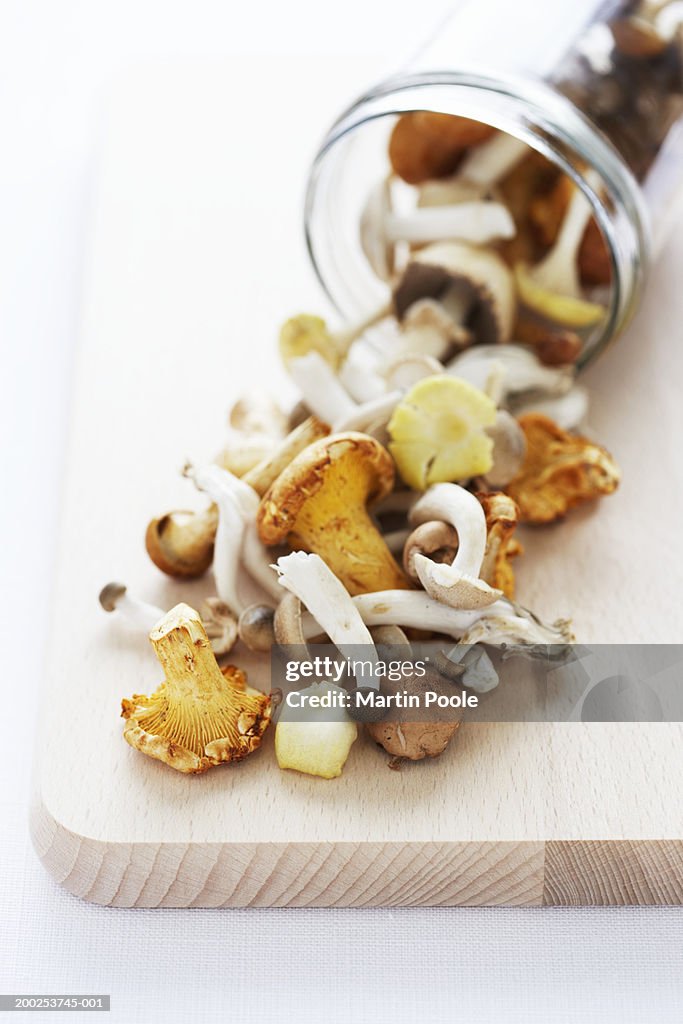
xmin=505 ymin=413 xmax=620 ymax=523
xmin=409 ymin=483 xmax=503 ymax=609
xmin=477 ymin=491 xmax=522 ymax=599
xmin=257 ymin=432 xmax=411 ymax=595
xmin=388 ymin=375 xmax=497 ymax=490
xmin=121 ymin=603 xmax=271 ymax=773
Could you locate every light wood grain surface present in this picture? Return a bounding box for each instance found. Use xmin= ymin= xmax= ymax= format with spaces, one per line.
xmin=30 ymin=60 xmax=683 ymax=907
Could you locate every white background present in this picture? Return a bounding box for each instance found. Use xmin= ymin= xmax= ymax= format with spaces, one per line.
xmin=1 ymin=2 xmax=683 ymax=1022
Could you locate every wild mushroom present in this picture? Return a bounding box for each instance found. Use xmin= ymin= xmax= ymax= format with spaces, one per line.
xmin=242 ymin=415 xmax=330 ymax=496
xmin=390 ymin=297 xmax=471 ymax=364
xmin=366 ymin=668 xmax=464 ymax=763
xmin=360 ymin=177 xmax=515 ymax=280
xmin=99 ymin=583 xmax=238 ymax=655
xmin=512 ymin=385 xmax=589 ymax=432
xmin=402 ymin=521 xmax=459 ymax=580
xmin=448 ymin=344 xmax=573 ymax=407
xmin=279 ymin=308 xmax=390 ymax=371
xmin=505 ymin=413 xmax=620 ymax=523
xmin=274 ymin=682 xmax=358 ymax=780
xmin=383 ymin=353 xmax=444 ymax=391
xmin=276 ymin=551 xmax=380 ymax=686
xmin=388 ymin=111 xmax=495 ymax=185
xmin=393 ymin=241 xmax=516 ymax=346
xmin=482 ymin=410 xmax=527 ymax=488
xmin=257 ymin=432 xmax=411 ymax=595
xmin=218 ymin=392 xmax=288 ymax=477
xmin=477 ymin=491 xmax=522 ymax=599
xmin=387 ymin=375 xmax=497 ymax=490
xmin=241 ymin=521 xmax=282 ymax=602
xmin=120 ymin=603 xmax=271 ymax=773
xmin=434 ymin=644 xmax=499 ymax=694
xmin=408 ymin=483 xmax=503 ymax=609
xmin=238 ymin=603 xmax=276 ymax=652
xmin=513 ymin=316 xmax=583 ymax=367
xmin=318 ymin=591 xmax=575 ymax=649
xmin=515 ymin=175 xmax=606 ymax=327
xmin=145 ymin=505 xmax=218 ymax=579
xmin=185 ymin=462 xmax=259 ymax=614
xmin=287 ymin=352 xmax=357 ymax=426
xmin=456 ymin=132 xmax=529 ymax=189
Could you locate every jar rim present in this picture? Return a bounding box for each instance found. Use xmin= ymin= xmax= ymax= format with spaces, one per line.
xmin=304 ymin=68 xmax=651 ymax=369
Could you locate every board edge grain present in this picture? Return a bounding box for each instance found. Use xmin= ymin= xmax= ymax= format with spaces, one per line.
xmin=29 ymin=797 xmax=546 ymax=908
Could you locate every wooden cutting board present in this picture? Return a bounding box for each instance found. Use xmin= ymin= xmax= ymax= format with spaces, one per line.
xmin=30 ymin=59 xmax=683 ymax=907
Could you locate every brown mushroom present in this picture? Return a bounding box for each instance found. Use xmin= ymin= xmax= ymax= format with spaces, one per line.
xmin=145 ymin=506 xmax=218 ymax=579
xmin=388 ymin=112 xmax=495 ymax=185
xmin=402 ymin=521 xmax=459 ymax=581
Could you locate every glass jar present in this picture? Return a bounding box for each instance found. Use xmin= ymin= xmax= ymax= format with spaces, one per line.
xmin=304 ymin=0 xmax=683 ymax=366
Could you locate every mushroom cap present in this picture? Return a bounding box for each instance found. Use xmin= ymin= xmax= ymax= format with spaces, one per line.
xmin=393 ymin=241 xmax=515 ymax=345
xmin=238 ymin=603 xmax=276 ymax=652
xmin=145 ymin=506 xmax=218 ymax=578
xmin=257 ymin=432 xmax=396 ymax=546
xmin=402 ymin=521 xmax=459 ymax=580
xmin=413 ymin=552 xmax=502 ymax=610
xmin=99 ymin=581 xmax=127 ymax=612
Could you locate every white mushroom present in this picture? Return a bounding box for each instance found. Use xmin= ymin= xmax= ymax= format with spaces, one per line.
xmin=242 ymin=521 xmax=283 ymax=602
xmin=361 ymin=178 xmax=515 ymax=280
xmin=448 ymin=344 xmax=574 ymax=406
xmin=299 ymin=590 xmax=573 ymax=649
xmin=185 ymin=462 xmax=259 ymax=615
xmin=99 ymin=582 xmax=163 ymax=633
xmin=435 ymin=644 xmax=499 ymax=693
xmin=287 ymin=351 xmax=357 ymax=426
xmin=392 ymin=296 xmax=471 ymax=363
xmin=409 ymin=484 xmax=502 ymax=609
xmin=512 ymin=385 xmax=589 ymax=431
xmin=457 ymin=133 xmax=529 ymax=188
xmin=483 ymin=410 xmax=527 ymax=487
xmin=98 ymin=583 xmax=237 ymax=655
xmin=384 ymin=353 xmax=444 ymax=391
xmin=276 ymin=551 xmax=381 ymax=689
xmin=394 ymin=241 xmax=516 ymax=346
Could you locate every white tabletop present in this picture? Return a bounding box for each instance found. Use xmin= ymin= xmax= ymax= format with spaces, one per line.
xmin=1 ymin=1 xmax=683 ymax=1021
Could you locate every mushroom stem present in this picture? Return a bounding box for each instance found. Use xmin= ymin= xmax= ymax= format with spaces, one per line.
xmin=243 ymin=416 xmax=330 ymax=496
xmin=333 ymin=390 xmax=402 ymax=434
xmin=288 ymin=352 xmax=357 ymax=426
xmin=276 ymin=552 xmax=381 ymax=688
xmin=532 ymin=181 xmax=595 ymax=298
xmin=458 ymin=134 xmax=528 ymax=187
xmin=410 ymin=484 xmax=486 ymax=579
xmin=242 ymin=521 xmax=282 ymax=602
xmin=99 ymin=582 xmax=163 ymax=632
xmin=333 ymin=304 xmax=391 ymax=357
xmin=185 ymin=463 xmax=259 ymax=615
xmin=385 ymin=201 xmax=515 ymax=246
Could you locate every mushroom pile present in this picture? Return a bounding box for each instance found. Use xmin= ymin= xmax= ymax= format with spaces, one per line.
xmin=100 ymin=114 xmax=622 ymax=778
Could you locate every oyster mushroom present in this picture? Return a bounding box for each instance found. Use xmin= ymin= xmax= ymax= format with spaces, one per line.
xmin=515 ymin=175 xmax=606 ymax=327
xmin=145 ymin=505 xmax=218 ymax=579
xmin=361 ymin=177 xmax=515 ymax=280
xmin=185 ymin=462 xmax=259 ymax=614
xmin=388 ymin=111 xmax=495 ymax=185
xmin=408 ymin=483 xmax=503 ymax=609
xmin=120 ymin=603 xmax=271 ymax=773
xmin=387 ymin=375 xmax=497 ymax=490
xmin=257 ymin=432 xmax=411 ymax=594
xmin=393 ymin=241 xmax=516 ymax=347
xmin=505 ymin=413 xmax=620 ymax=523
